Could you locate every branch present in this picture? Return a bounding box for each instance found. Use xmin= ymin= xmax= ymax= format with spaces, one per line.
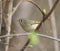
xmin=12 ymin=0 xmax=24 ymax=16
xmin=5 ymin=0 xmax=13 ymax=51
xmin=2 ymin=0 xmax=13 ymax=51
xmin=0 ymin=0 xmax=2 ymax=34
xmin=0 ymin=33 xmax=60 ymax=42
xmin=35 ymin=0 xmax=59 ymax=31
xmin=27 ymin=0 xmax=45 ymax=16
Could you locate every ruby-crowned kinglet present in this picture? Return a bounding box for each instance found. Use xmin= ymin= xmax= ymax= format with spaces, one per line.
xmin=18 ymin=18 xmax=40 ymax=47
xmin=18 ymin=8 xmax=46 ymax=32
xmin=18 ymin=18 xmax=40 ymax=32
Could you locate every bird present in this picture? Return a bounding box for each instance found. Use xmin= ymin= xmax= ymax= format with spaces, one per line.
xmin=18 ymin=18 xmax=40 ymax=32
xmin=18 ymin=18 xmax=40 ymax=47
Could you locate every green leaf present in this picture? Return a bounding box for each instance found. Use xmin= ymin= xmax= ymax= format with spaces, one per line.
xmin=28 ymin=31 xmax=39 ymax=45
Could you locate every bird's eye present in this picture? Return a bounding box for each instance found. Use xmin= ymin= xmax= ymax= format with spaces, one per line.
xmin=20 ymin=19 xmax=22 ymax=22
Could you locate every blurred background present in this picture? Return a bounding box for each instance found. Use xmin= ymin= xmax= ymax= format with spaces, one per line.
xmin=0 ymin=0 xmax=60 ymax=51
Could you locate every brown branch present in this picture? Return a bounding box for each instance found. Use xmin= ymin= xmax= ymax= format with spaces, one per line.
xmin=35 ymin=0 xmax=59 ymax=31
xmin=20 ymin=39 xmax=30 ymax=51
xmin=27 ymin=0 xmax=45 ymax=16
xmin=1 ymin=0 xmax=13 ymax=51
xmin=12 ymin=0 xmax=24 ymax=16
xmin=20 ymin=1 xmax=45 ymax=51
xmin=0 ymin=0 xmax=2 ymax=34
xmin=4 ymin=0 xmax=13 ymax=51
xmin=20 ymin=0 xmax=60 ymax=51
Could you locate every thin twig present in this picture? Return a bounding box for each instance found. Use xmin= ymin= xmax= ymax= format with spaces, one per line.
xmin=35 ymin=0 xmax=59 ymax=31
xmin=1 ymin=33 xmax=60 ymax=42
xmin=2 ymin=0 xmax=13 ymax=51
xmin=27 ymin=0 xmax=45 ymax=16
xmin=0 ymin=0 xmax=2 ymax=34
xmin=12 ymin=0 xmax=24 ymax=16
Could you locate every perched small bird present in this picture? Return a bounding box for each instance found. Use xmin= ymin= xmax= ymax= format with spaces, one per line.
xmin=18 ymin=18 xmax=40 ymax=47
xmin=19 ymin=18 xmax=40 ymax=32
xmin=18 ymin=8 xmax=46 ymax=47
xmin=18 ymin=8 xmax=46 ymax=32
